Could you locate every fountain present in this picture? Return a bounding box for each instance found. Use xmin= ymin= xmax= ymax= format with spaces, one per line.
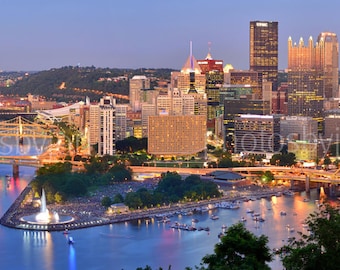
xmin=20 ymin=189 xmax=74 ymax=226
xmin=35 ymin=189 xmax=56 ymax=223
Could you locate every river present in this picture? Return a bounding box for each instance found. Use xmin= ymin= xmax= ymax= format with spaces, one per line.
xmin=0 ymin=138 xmax=324 ymax=270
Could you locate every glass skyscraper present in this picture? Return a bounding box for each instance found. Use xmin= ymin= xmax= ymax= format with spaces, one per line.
xmin=249 ymin=21 xmax=278 ymax=91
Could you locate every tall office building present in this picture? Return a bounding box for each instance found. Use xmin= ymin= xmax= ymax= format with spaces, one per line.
xmin=287 ymin=36 xmax=324 ymax=132
xmin=98 ymin=96 xmax=116 ymax=156
xmin=89 ymin=104 xmax=100 ymax=147
xmin=148 ymin=115 xmax=206 ymax=156
xmin=234 ymin=114 xmax=280 ymax=154
xmin=170 ymin=43 xmax=206 ymax=95
xmin=280 ymin=116 xmax=318 ymax=142
xmin=197 ymin=50 xmax=224 ymax=125
xmin=227 ymin=70 xmax=263 ymax=99
xmin=115 ymin=104 xmax=128 ymax=142
xmin=250 ymin=21 xmax=278 ymax=91
xmin=317 ymin=32 xmax=339 ymax=99
xmin=129 ymin=75 xmax=150 ymax=112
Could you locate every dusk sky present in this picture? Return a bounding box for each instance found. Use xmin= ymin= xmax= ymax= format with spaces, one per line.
xmin=1 ymin=0 xmax=339 ymax=71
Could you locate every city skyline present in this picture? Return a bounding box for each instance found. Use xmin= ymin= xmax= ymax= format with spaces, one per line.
xmin=1 ymin=0 xmax=340 ymax=71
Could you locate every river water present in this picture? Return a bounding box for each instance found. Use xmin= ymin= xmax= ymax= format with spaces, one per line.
xmin=0 ymin=138 xmax=324 ymax=270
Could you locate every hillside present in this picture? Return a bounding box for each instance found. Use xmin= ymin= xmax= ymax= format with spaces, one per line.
xmin=0 ymin=66 xmax=175 ymax=102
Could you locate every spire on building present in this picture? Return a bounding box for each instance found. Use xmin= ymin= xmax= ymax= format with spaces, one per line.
xmin=181 ymin=41 xmax=202 ymax=74
xmin=205 ymin=41 xmax=213 ymax=60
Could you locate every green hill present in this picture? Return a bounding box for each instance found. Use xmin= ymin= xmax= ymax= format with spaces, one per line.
xmin=0 ymin=66 xmax=175 ymax=102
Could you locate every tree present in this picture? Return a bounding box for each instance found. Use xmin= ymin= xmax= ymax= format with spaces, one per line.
xmin=280 ymin=204 xmax=340 ymax=270
xmin=198 ymin=223 xmax=272 ymax=270
xmin=101 ymin=196 xmax=112 ymax=208
xmin=270 ymin=153 xmax=296 ymax=166
xmin=261 ymin=171 xmax=275 ymax=184
xmin=323 ymin=156 xmax=332 ymax=170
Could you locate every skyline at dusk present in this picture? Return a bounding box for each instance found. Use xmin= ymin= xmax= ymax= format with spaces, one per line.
xmin=1 ymin=0 xmax=340 ymax=71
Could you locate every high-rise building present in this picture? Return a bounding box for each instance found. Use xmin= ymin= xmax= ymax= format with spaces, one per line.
xmin=324 ymin=109 xmax=340 ymax=142
xmin=170 ymin=43 xmax=206 ymax=95
xmin=98 ymin=96 xmax=116 ymax=156
xmin=287 ymin=36 xmax=324 ymax=132
xmin=317 ymin=32 xmax=339 ymax=99
xmin=280 ymin=116 xmax=318 ymax=142
xmin=115 ymin=104 xmax=128 ymax=142
xmin=148 ymin=115 xmax=206 ymax=156
xmin=234 ymin=114 xmax=281 ymax=154
xmin=250 ymin=21 xmax=278 ymax=91
xmin=197 ymin=50 xmax=224 ymax=124
xmin=227 ymin=70 xmax=263 ymax=99
xmin=141 ymin=104 xmax=156 ymax=138
xmin=129 ymin=75 xmax=150 ymax=112
xmin=223 ymin=97 xmax=271 ymax=152
xmin=89 ymin=104 xmax=100 ymax=147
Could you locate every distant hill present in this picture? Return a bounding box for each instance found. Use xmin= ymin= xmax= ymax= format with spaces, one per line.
xmin=0 ymin=66 xmax=176 ymax=103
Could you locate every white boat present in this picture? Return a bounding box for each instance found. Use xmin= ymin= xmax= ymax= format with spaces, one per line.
xmin=211 ymin=214 xmax=219 ymax=220
xmin=240 ymin=217 xmax=247 ymax=222
xmin=68 ymin=236 xmax=74 ymax=245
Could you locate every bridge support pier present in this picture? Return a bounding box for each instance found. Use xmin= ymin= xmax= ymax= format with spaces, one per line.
xmin=290 ymin=180 xmax=295 ymax=190
xmin=305 ymin=175 xmax=310 ymax=193
xmin=13 ymin=162 xmax=19 ymax=179
xmin=329 ymin=184 xmax=337 ymax=197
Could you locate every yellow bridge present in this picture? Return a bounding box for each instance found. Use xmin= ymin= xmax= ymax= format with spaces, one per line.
xmin=0 ymin=116 xmax=55 ymax=138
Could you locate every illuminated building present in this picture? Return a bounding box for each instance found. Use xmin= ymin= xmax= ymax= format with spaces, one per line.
xmin=280 ymin=116 xmax=318 ymax=142
xmin=141 ymin=104 xmax=156 ymax=138
xmin=170 ymin=42 xmax=206 ymax=95
xmin=197 ymin=49 xmax=224 ymax=127
xmin=288 ymin=141 xmax=318 ymax=161
xmin=234 ymin=114 xmax=280 ymax=154
xmin=148 ymin=115 xmax=206 ymax=157
xmin=250 ymin=21 xmax=278 ymax=91
xmin=317 ymin=32 xmax=339 ymax=99
xmin=324 ymin=109 xmax=340 ymax=142
xmin=287 ymin=36 xmax=324 ymax=132
xmin=272 ymin=83 xmax=288 ymax=114
xmin=115 ymin=104 xmax=128 ymax=141
xmin=225 ymin=70 xmax=263 ymax=99
xmin=129 ymin=75 xmax=150 ymax=112
xmin=98 ymin=96 xmax=116 ymax=156
xmin=126 ymin=111 xmax=142 ymax=139
xmin=220 ymin=83 xmax=270 ymax=152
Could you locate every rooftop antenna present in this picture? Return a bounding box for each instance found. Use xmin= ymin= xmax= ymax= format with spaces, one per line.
xmin=190 ymin=41 xmax=194 ymax=71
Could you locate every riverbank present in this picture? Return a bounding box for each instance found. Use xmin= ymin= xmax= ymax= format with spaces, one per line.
xmin=0 ymin=180 xmax=288 ymax=232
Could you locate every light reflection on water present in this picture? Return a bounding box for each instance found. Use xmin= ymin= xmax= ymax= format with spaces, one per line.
xmin=0 ymin=183 xmax=325 ymax=270
xmin=0 ymin=138 xmax=329 ymax=270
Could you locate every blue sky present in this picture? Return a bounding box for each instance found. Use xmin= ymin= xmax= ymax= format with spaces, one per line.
xmin=1 ymin=0 xmax=339 ymax=71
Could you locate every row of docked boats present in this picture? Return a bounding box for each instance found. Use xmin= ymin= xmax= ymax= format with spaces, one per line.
xmin=169 ymin=221 xmax=210 ymax=232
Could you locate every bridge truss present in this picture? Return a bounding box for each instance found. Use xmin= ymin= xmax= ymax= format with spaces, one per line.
xmin=0 ymin=116 xmax=56 ymax=138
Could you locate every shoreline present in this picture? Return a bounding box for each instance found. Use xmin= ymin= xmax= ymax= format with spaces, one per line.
xmin=0 ymin=182 xmax=288 ymax=232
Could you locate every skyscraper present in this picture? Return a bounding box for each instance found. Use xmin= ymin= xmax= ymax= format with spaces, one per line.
xmin=287 ymin=36 xmax=324 ymax=132
xmin=197 ymin=49 xmax=224 ymax=130
xmin=317 ymin=32 xmax=339 ymax=99
xmin=129 ymin=75 xmax=150 ymax=112
xmin=98 ymin=96 xmax=116 ymax=156
xmin=250 ymin=21 xmax=278 ymax=91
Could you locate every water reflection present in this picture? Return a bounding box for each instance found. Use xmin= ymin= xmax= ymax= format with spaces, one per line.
xmin=22 ymin=231 xmax=54 ymax=270
xmin=69 ymin=245 xmax=76 ymax=270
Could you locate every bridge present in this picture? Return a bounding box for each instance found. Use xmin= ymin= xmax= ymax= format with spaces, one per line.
xmin=130 ymin=165 xmax=340 ymax=195
xmin=0 ymin=116 xmax=56 ymax=139
xmin=0 ymin=155 xmax=85 ymax=178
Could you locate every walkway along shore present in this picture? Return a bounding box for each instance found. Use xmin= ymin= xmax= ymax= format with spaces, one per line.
xmin=0 ymin=183 xmax=287 ymax=232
